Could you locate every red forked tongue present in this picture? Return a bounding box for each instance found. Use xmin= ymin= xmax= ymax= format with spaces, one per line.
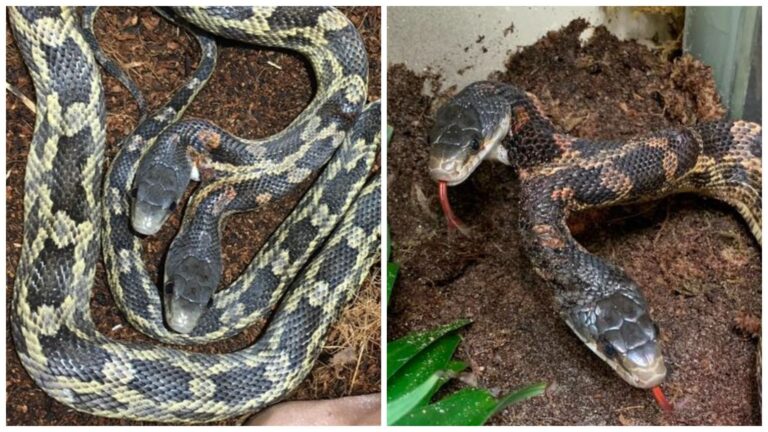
xmin=651 ymin=386 xmax=672 ymax=412
xmin=438 ymin=181 xmax=465 ymax=231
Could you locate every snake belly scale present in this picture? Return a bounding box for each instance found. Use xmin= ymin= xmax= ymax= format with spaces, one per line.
xmin=10 ymin=6 xmax=380 ymax=423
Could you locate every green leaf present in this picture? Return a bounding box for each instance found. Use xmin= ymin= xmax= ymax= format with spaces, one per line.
xmin=386 ymin=262 xmax=399 ymax=306
xmin=427 ymin=360 xmax=467 ymax=403
xmin=387 ymin=333 xmax=461 ymax=403
xmin=491 ymin=382 xmax=547 ymax=417
xmin=387 ymin=319 xmax=471 ymax=379
xmin=444 ymin=359 xmax=469 ymax=374
xmin=393 ymin=388 xmax=498 ymax=426
xmin=387 ymin=373 xmax=440 ymax=425
xmin=394 ymin=382 xmax=545 ymax=426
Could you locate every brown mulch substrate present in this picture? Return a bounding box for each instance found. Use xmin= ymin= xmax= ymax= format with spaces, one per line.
xmin=387 ymin=19 xmax=759 ymax=425
xmin=6 ymin=6 xmax=380 ymax=426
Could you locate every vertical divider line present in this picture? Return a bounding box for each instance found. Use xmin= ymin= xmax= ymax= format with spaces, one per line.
xmin=379 ymin=3 xmax=388 ymax=427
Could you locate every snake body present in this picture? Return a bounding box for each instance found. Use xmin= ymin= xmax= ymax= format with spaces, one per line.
xmin=429 ymin=81 xmax=761 ymax=388
xmin=11 ymin=6 xmax=380 ymax=423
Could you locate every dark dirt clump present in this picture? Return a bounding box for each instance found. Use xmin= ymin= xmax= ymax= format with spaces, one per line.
xmin=6 ymin=6 xmax=380 ymax=426
xmin=387 ymin=19 xmax=760 ymax=425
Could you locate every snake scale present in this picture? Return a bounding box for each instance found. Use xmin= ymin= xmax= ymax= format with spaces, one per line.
xmin=10 ymin=6 xmax=380 ymax=423
xmin=430 ymin=81 xmax=761 ymax=389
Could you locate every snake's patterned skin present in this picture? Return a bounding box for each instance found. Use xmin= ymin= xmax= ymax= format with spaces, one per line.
xmin=103 ymin=6 xmax=371 ymax=342
xmin=10 ymin=6 xmax=380 ymax=423
xmin=430 ymin=81 xmax=761 ymax=388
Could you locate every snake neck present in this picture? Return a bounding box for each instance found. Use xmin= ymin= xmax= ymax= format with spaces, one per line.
xmin=498 ymin=86 xmax=564 ymax=171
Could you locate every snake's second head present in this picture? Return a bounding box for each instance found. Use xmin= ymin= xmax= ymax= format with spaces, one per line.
xmin=428 ymin=103 xmax=510 ymax=186
xmin=163 ymin=233 xmax=221 ymax=334
xmin=131 ymin=135 xmax=193 ymax=236
xmin=564 ymin=292 xmax=666 ymax=389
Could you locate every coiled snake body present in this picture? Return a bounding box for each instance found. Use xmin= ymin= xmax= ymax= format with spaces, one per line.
xmin=11 ymin=6 xmax=380 ymax=423
xmin=430 ymin=81 xmax=761 ymax=389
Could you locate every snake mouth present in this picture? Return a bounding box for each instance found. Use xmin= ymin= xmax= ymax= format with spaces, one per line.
xmin=131 ymin=201 xmax=171 ymax=235
xmin=618 ymin=353 xmax=667 ymax=389
xmin=428 ymin=148 xmax=476 ymax=185
xmin=165 ymin=296 xmax=206 ymax=334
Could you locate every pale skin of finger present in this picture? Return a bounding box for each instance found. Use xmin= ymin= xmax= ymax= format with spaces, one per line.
xmin=244 ymin=393 xmax=381 ymax=426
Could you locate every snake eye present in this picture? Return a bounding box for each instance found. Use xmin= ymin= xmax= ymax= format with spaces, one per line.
xmin=470 ymin=137 xmax=481 ymax=151
xmin=164 ymin=282 xmax=174 ymax=296
xmin=207 ymin=297 xmax=214 ymax=309
xmin=598 ymin=338 xmax=617 ymax=359
xmin=168 ymin=201 xmax=177 ymax=212
xmin=601 ymin=339 xmax=618 ymax=359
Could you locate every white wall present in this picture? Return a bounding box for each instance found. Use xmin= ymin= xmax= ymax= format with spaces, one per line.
xmin=388 ymin=7 xmax=672 ymax=90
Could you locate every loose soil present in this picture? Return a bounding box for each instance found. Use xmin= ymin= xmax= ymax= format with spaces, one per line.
xmin=387 ymin=19 xmax=760 ymax=425
xmin=6 ymin=6 xmax=380 ymax=426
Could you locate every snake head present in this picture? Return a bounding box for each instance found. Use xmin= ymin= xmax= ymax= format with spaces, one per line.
xmin=564 ymin=292 xmax=666 ymax=389
xmin=131 ymin=134 xmax=191 ymax=236
xmin=428 ymin=83 xmax=512 ymax=186
xmin=428 ymin=104 xmax=485 ymax=185
xmin=163 ymin=232 xmax=221 ymax=334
